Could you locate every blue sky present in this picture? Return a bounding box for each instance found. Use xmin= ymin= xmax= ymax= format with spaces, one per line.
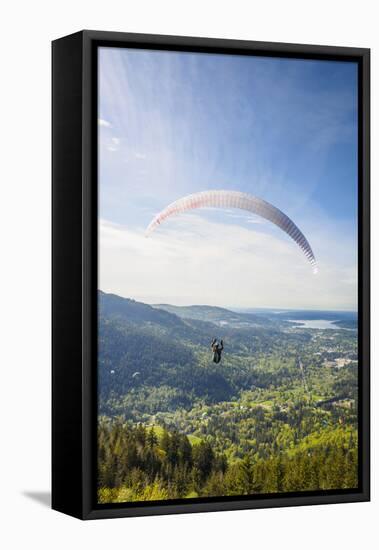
xmin=98 ymin=47 xmax=358 ymax=310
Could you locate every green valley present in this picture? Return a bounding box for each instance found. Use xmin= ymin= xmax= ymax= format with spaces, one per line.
xmin=97 ymin=291 xmax=359 ymax=503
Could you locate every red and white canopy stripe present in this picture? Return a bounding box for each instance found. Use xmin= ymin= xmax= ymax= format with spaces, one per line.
xmin=146 ymin=190 xmax=317 ymax=273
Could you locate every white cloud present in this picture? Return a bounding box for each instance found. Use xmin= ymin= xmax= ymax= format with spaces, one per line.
xmin=106 ymin=137 xmax=121 ymax=152
xmin=98 ymin=118 xmax=112 ymax=127
xmin=97 ymin=49 xmax=358 ymax=311
xmin=134 ymin=151 xmax=147 ymax=160
xmin=99 ymin=215 xmax=357 ymax=310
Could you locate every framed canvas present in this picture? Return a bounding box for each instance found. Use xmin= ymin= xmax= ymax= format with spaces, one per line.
xmin=52 ymin=30 xmax=370 ymax=520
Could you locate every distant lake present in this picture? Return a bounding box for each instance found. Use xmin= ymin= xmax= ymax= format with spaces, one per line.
xmin=288 ymin=319 xmax=342 ymax=330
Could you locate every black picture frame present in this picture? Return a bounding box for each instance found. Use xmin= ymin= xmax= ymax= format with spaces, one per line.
xmin=52 ymin=30 xmax=370 ymax=520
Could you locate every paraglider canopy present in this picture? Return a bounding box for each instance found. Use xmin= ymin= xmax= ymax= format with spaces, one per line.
xmin=146 ymin=190 xmax=317 ymax=273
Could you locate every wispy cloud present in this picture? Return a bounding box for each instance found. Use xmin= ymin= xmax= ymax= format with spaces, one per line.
xmin=106 ymin=137 xmax=120 ymax=152
xmin=98 ymin=48 xmax=358 ymax=309
xmin=134 ymin=151 xmax=147 ymax=160
xmin=99 ymin=215 xmax=357 ymax=310
xmin=98 ymin=118 xmax=112 ymax=127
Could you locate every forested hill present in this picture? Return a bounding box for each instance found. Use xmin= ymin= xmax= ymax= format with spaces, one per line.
xmin=98 ymin=291 xmax=240 ymax=411
xmin=98 ymin=291 xmax=357 ymax=417
xmin=152 ymin=303 xmax=277 ymax=328
xmin=97 ymin=291 xmax=358 ymax=501
xmin=98 ymin=291 xmax=314 ymax=416
xmin=99 ymin=290 xmax=187 ymax=329
xmin=99 ymin=290 xmax=235 ymax=347
xmin=99 ymin=291 xmax=278 ymax=329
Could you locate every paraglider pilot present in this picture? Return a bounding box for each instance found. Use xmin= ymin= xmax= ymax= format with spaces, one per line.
xmin=211 ymin=338 xmax=224 ymax=364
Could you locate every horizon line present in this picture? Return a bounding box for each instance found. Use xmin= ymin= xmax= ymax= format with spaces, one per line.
xmin=98 ymin=289 xmax=357 ymax=313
